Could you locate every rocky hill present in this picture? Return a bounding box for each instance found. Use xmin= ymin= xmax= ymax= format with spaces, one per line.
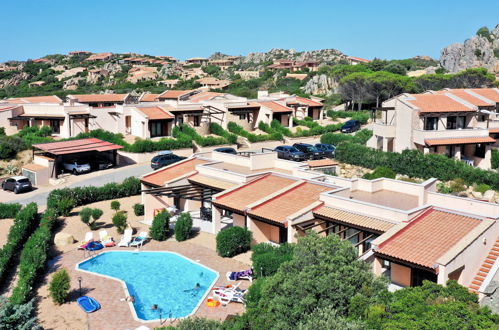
xmin=440 ymin=24 xmax=499 ymax=73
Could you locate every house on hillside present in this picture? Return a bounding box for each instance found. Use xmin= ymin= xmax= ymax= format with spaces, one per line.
xmin=67 ymin=93 xmax=134 ymax=107
xmin=85 ymin=52 xmax=113 ymax=62
xmin=185 ymin=57 xmax=208 ymax=66
xmin=347 ymin=56 xmax=370 ymax=65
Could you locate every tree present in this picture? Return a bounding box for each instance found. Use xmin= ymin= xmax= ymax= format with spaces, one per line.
xmin=413 ymin=74 xmax=450 ymax=92
xmin=383 ymin=62 xmax=407 ymax=75
xmin=297 ymin=308 xmax=367 ymax=330
xmin=450 ymin=68 xmax=495 ymax=88
xmin=149 ymin=211 xmax=170 ymax=241
xmin=112 ymin=211 xmax=127 ymax=234
xmin=0 ymin=296 xmax=40 ymax=330
xmin=174 ymin=212 xmax=193 ymax=242
xmin=110 ymin=200 xmax=120 ymax=211
xmin=339 ymin=72 xmax=371 ymax=110
xmin=48 ymin=269 xmax=71 ymax=305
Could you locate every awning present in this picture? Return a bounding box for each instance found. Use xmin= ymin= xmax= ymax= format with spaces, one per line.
xmin=69 ymin=113 xmax=97 ymax=119
xmin=313 ymin=206 xmax=395 ymax=233
xmin=425 ymin=136 xmax=496 ymax=147
xmin=142 ymin=183 xmax=219 ymax=201
xmin=188 ymin=174 xmax=236 ymax=190
xmin=32 ymin=138 xmax=123 ymax=155
xmin=9 ymin=115 xmax=65 ymax=120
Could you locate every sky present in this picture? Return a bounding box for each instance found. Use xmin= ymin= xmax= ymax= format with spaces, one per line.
xmin=1 ymin=0 xmax=498 ymax=63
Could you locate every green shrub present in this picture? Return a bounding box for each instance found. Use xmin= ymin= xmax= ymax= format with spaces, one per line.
xmin=110 ymin=200 xmax=120 ymax=211
xmin=492 ymin=149 xmax=499 ymax=169
xmin=210 ymin=123 xmax=238 ymax=144
xmin=0 ymin=136 xmax=26 ymax=160
xmin=133 ymin=203 xmax=144 ymax=216
xmin=449 ymin=178 xmax=466 ymax=193
xmin=216 ymin=226 xmax=252 ymax=257
xmin=251 ymin=243 xmax=294 ymax=277
xmin=150 ymin=211 xmax=170 ymax=241
xmin=437 ymin=182 xmax=453 ymax=194
xmin=326 ymin=110 xmax=370 ymax=124
xmin=0 ymin=296 xmax=39 ymax=329
xmin=475 ymin=184 xmax=492 ymax=194
xmin=79 ymin=207 xmax=92 ymax=226
xmin=321 ymin=129 xmax=372 ymax=146
xmin=112 ymin=211 xmax=127 ymax=234
xmin=91 ymin=208 xmax=103 ymax=221
xmin=48 ymin=269 xmax=70 ymax=305
xmin=363 ymin=167 xmax=396 ymax=180
xmin=0 ymin=203 xmax=22 ymax=219
xmin=228 ymin=121 xmax=282 ymax=142
xmin=175 ymin=212 xmax=193 ymax=242
xmin=57 ymin=197 xmax=75 ymax=217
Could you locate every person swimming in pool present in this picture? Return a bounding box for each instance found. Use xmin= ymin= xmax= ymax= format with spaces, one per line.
xmin=183 ymin=283 xmax=201 ymax=296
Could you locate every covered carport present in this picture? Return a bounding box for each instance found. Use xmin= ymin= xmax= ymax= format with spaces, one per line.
xmin=32 ymin=138 xmax=123 ymax=178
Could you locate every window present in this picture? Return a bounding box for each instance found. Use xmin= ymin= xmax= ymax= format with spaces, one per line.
xmin=193 ymin=116 xmax=200 ymax=127
xmin=446 ymin=116 xmax=466 ymax=129
xmin=150 ymin=121 xmax=163 ymax=137
xmin=50 ymin=120 xmax=60 ymax=134
xmin=475 ymin=143 xmax=486 ymax=158
xmin=238 ymin=113 xmax=247 ymax=120
xmin=424 ymin=117 xmax=438 ymax=130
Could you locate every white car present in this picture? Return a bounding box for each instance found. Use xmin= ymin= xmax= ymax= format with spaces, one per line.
xmin=63 ymin=159 xmax=91 ymax=174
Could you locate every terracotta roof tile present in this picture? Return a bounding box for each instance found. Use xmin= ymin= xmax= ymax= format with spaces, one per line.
xmin=141 ymin=158 xmax=209 ymax=187
xmin=376 ymin=208 xmax=482 ymax=268
xmin=407 ymin=94 xmax=474 ymax=113
xmin=32 ymin=138 xmax=123 ymax=155
xmin=189 ymin=92 xmax=224 ymax=102
xmin=258 ymin=101 xmax=293 ymax=113
xmin=136 ymin=106 xmax=173 ymax=120
xmin=425 ymin=136 xmax=496 ymax=146
xmin=70 ymin=94 xmax=128 ymax=103
xmin=489 ymin=128 xmax=499 ymax=134
xmin=439 ymin=89 xmax=492 ymax=107
xmin=213 ymin=174 xmax=297 ymax=212
xmin=314 ymin=206 xmax=395 ymax=233
xmin=294 ymin=96 xmax=323 ymax=107
xmin=140 ymin=94 xmax=160 ymax=102
xmin=22 ymin=163 xmax=47 ymax=172
xmin=468 ymin=88 xmax=499 ymax=103
xmin=249 ymin=182 xmax=334 ymax=223
xmin=6 ymin=95 xmax=62 ymax=104
xmin=158 ymin=90 xmax=193 ymax=99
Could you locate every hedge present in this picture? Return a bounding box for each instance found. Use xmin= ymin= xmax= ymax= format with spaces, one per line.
xmin=326 ymin=110 xmax=370 ymax=124
xmin=227 ymin=122 xmax=282 ymax=142
xmin=0 ymin=203 xmax=39 ymax=285
xmin=251 ymin=243 xmax=294 ymax=277
xmin=0 ymin=203 xmax=22 ymax=219
xmin=173 ymin=124 xmax=230 ymax=147
xmin=210 ymin=123 xmax=238 ymax=144
xmin=47 ymin=177 xmax=141 ymax=209
xmin=320 ymin=129 xmax=372 ymax=146
xmin=216 ymin=226 xmax=252 ymax=258
xmin=335 ymin=143 xmax=499 ymax=190
xmin=492 ymin=149 xmax=499 ymax=169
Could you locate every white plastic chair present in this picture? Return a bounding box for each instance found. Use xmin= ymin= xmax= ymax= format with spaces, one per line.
xmin=118 ymin=229 xmax=133 ymax=247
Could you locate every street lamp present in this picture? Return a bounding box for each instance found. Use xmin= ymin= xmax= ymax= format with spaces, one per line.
xmin=77 ymin=276 xmax=82 ymax=297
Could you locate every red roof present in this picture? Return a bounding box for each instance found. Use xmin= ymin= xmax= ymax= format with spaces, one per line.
xmin=140 ymin=94 xmax=160 ymax=102
xmin=406 ymin=94 xmax=474 ymax=113
xmin=158 ymin=90 xmax=192 ymax=99
xmin=376 ymin=208 xmax=482 ymax=269
xmin=439 ymin=89 xmax=492 ymax=107
xmin=70 ymin=94 xmax=128 ymax=103
xmin=6 ymin=95 xmax=62 ymax=104
xmin=32 ymin=138 xmax=123 ymax=155
xmin=258 ymin=101 xmax=293 ymax=113
xmin=425 ymin=136 xmax=496 ymax=146
xmin=141 ymin=158 xmax=209 ymax=187
xmin=136 ymin=106 xmax=173 ymax=120
xmin=468 ymin=88 xmax=499 ymax=103
xmin=288 ymin=96 xmax=323 ymax=107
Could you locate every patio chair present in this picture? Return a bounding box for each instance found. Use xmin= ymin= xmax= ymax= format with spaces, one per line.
xmin=226 ymin=269 xmax=253 ymax=282
xmin=213 ymin=289 xmax=245 ymax=306
xmin=78 ymin=232 xmax=94 ymax=250
xmin=118 ymin=229 xmax=133 ymax=247
xmin=130 ymin=232 xmax=149 ymax=247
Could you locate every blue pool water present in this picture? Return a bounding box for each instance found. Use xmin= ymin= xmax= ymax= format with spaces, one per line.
xmin=77 ymin=251 xmax=218 ymax=321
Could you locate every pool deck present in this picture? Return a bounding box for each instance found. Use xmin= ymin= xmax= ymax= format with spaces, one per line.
xmin=47 ymin=234 xmax=251 ymax=330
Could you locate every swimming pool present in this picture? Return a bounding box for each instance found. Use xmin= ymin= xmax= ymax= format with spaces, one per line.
xmin=77 ymin=251 xmax=218 ymax=321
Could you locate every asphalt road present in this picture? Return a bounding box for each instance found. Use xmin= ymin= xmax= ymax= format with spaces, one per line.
xmin=12 ymin=164 xmax=151 ymax=206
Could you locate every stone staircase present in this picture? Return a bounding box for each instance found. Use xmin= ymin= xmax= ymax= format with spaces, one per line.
xmin=469 ymin=237 xmax=499 ymax=293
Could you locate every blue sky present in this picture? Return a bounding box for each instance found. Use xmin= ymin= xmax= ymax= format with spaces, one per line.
xmin=1 ymin=0 xmax=498 ymax=62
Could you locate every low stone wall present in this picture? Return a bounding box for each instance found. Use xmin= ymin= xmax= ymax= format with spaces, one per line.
xmin=118 ymin=148 xmax=193 ymax=164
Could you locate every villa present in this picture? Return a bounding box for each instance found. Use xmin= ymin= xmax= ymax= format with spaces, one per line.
xmin=139 ymin=149 xmax=499 ymax=294
xmin=368 ymin=88 xmax=499 ymax=169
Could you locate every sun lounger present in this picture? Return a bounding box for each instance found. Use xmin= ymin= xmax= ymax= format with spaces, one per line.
xmin=226 ymin=269 xmax=253 ymax=282
xmin=99 ymin=230 xmax=115 ymax=247
xmin=78 ymin=232 xmax=94 ymax=249
xmin=130 ymin=232 xmax=149 ymax=247
xmin=213 ymin=289 xmax=245 ymax=306
xmin=118 ymin=229 xmax=133 ymax=247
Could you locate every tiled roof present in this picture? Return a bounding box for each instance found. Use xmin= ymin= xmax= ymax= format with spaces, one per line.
xmin=70 ymin=94 xmax=128 ymax=103
xmin=307 ymin=159 xmax=338 ymax=168
xmin=6 ymin=95 xmax=62 ymax=104
xmin=188 ymin=174 xmax=236 ymax=190
xmin=258 ymin=101 xmax=293 ymax=113
xmin=489 ymin=128 xmax=499 ymax=134
xmin=140 ymin=94 xmax=160 ymax=102
xmin=189 ymin=92 xmax=224 ymax=102
xmin=468 ymin=88 xmax=499 ymax=103
xmin=158 ymin=90 xmax=193 ymax=99
xmin=407 ymin=94 xmax=474 ymax=113
xmin=376 ymin=208 xmax=482 ymax=269
xmin=213 ymin=174 xmax=297 ymax=212
xmin=314 ymin=206 xmax=395 ymax=233
xmin=249 ymin=182 xmax=334 ymax=224
xmin=294 ymin=96 xmax=323 ymax=107
xmin=0 ymin=105 xmax=20 ymax=112
xmin=425 ymin=136 xmax=496 ymax=146
xmin=22 ymin=163 xmax=47 ymax=172
xmin=439 ymin=89 xmax=492 ymax=107
xmin=32 ymin=138 xmax=123 ymax=155
xmin=141 ymin=158 xmax=209 ymax=187
xmin=348 ymin=56 xmax=370 ymax=62
xmin=136 ymin=106 xmax=173 ymax=120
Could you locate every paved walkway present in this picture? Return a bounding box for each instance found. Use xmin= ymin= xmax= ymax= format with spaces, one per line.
xmin=6 ymin=163 xmax=151 ymax=206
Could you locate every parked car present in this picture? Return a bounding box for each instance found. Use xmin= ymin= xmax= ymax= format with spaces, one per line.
xmin=89 ymin=155 xmax=114 ymax=171
xmin=274 ymin=146 xmax=306 ymax=161
xmin=63 ymin=159 xmax=91 ymax=174
xmin=150 ymin=153 xmax=185 ymax=170
xmin=315 ymin=143 xmax=336 ymax=158
xmin=293 ymin=143 xmax=323 ymax=160
xmin=2 ymin=176 xmax=33 ymax=194
xmin=213 ymin=147 xmax=237 ymax=155
xmin=341 ymin=120 xmax=361 ymax=133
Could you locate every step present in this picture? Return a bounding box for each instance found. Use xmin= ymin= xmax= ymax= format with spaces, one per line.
xmin=491 ymin=247 xmax=499 ymax=252
xmin=482 ymin=263 xmax=492 ymax=269
xmin=484 ymin=259 xmax=495 ymax=265
xmin=480 ymin=267 xmax=491 ymax=273
xmin=472 ymin=280 xmax=483 ymax=286
xmin=475 ymin=275 xmax=486 ymax=281
xmin=487 ymin=254 xmax=498 ymax=260
xmin=469 ymin=284 xmax=480 ymax=291
xmin=490 ymin=251 xmax=499 ymax=257
xmin=478 ymin=271 xmax=488 ymax=278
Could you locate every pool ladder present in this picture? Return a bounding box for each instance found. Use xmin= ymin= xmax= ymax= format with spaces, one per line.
xmin=83 ymin=249 xmax=98 ymax=259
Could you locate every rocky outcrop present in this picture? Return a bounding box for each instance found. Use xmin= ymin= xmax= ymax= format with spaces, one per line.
xmin=63 ymin=77 xmax=83 ymax=90
xmin=102 ymin=62 xmax=122 ymax=75
xmin=302 ymin=74 xmax=338 ymax=95
xmin=0 ymin=72 xmax=31 ymax=88
xmin=440 ymin=24 xmax=499 ymax=73
xmin=158 ymin=62 xmax=184 ymax=79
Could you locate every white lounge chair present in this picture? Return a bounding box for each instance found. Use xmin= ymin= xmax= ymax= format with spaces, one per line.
xmin=213 ymin=289 xmax=245 ymax=306
xmin=130 ymin=232 xmax=149 ymax=247
xmin=84 ymin=232 xmax=93 ymax=242
xmin=99 ymin=230 xmax=115 ymax=247
xmin=118 ymin=229 xmax=133 ymax=247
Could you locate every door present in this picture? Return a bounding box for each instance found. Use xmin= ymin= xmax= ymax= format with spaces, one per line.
xmin=50 ymin=119 xmax=60 ymax=134
xmin=150 ymin=121 xmax=163 ymax=137
xmin=279 ymin=227 xmax=288 ymax=244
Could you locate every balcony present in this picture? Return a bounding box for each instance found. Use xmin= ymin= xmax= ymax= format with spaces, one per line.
xmin=412 ymin=128 xmax=490 ymax=146
xmin=372 ymin=122 xmax=395 ymax=138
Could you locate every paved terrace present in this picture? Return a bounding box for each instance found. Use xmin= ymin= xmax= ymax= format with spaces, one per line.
xmin=346 ymin=189 xmax=419 ymax=211
xmin=206 ymin=162 xmax=293 ymax=175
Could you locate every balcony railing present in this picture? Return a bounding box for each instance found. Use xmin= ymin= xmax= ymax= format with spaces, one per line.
xmin=412 ymin=128 xmax=490 ymax=145
xmin=372 ymin=122 xmax=396 ymax=138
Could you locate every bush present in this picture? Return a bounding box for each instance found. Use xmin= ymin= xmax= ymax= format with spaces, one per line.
xmin=57 ymin=197 xmax=75 ymax=217
xmin=150 ymin=211 xmax=170 ymax=241
xmin=0 ymin=136 xmax=26 ymax=160
xmin=0 ymin=296 xmax=39 ymax=329
xmin=79 ymin=208 xmax=102 ymax=230
xmin=251 ymin=243 xmax=294 ymax=277
xmin=0 ymin=203 xmax=22 ymax=219
xmin=110 ymin=200 xmax=120 ymax=211
xmin=449 ymin=178 xmax=466 ymax=193
xmin=475 ymin=184 xmax=492 ymax=194
xmin=79 ymin=207 xmax=93 ymax=226
xmin=228 ymin=122 xmax=282 ymax=142
xmin=216 ymin=226 xmax=252 ymax=257
xmin=363 ymin=167 xmax=396 ymax=180
xmin=175 ymin=212 xmax=193 ymax=242
xmin=210 ymin=123 xmax=238 ymax=144
xmin=133 ymin=203 xmax=144 ymax=216
xmin=492 ymin=149 xmax=499 ymax=169
xmin=48 ymin=269 xmax=70 ymax=305
xmin=321 ymin=129 xmax=372 ymax=146
xmin=91 ymin=208 xmax=103 ymax=221
xmin=112 ymin=211 xmax=127 ymax=234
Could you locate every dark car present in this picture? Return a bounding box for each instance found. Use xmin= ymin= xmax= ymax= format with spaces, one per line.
xmin=89 ymin=155 xmax=114 ymax=171
xmin=341 ymin=119 xmax=361 ymax=133
xmin=293 ymin=143 xmax=323 ymax=160
xmin=315 ymin=143 xmax=336 ymax=158
xmin=213 ymin=147 xmax=237 ymax=155
xmin=151 ymin=153 xmax=185 ymax=170
xmin=274 ymin=145 xmax=306 ymax=161
xmin=2 ymin=176 xmax=32 ymax=194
